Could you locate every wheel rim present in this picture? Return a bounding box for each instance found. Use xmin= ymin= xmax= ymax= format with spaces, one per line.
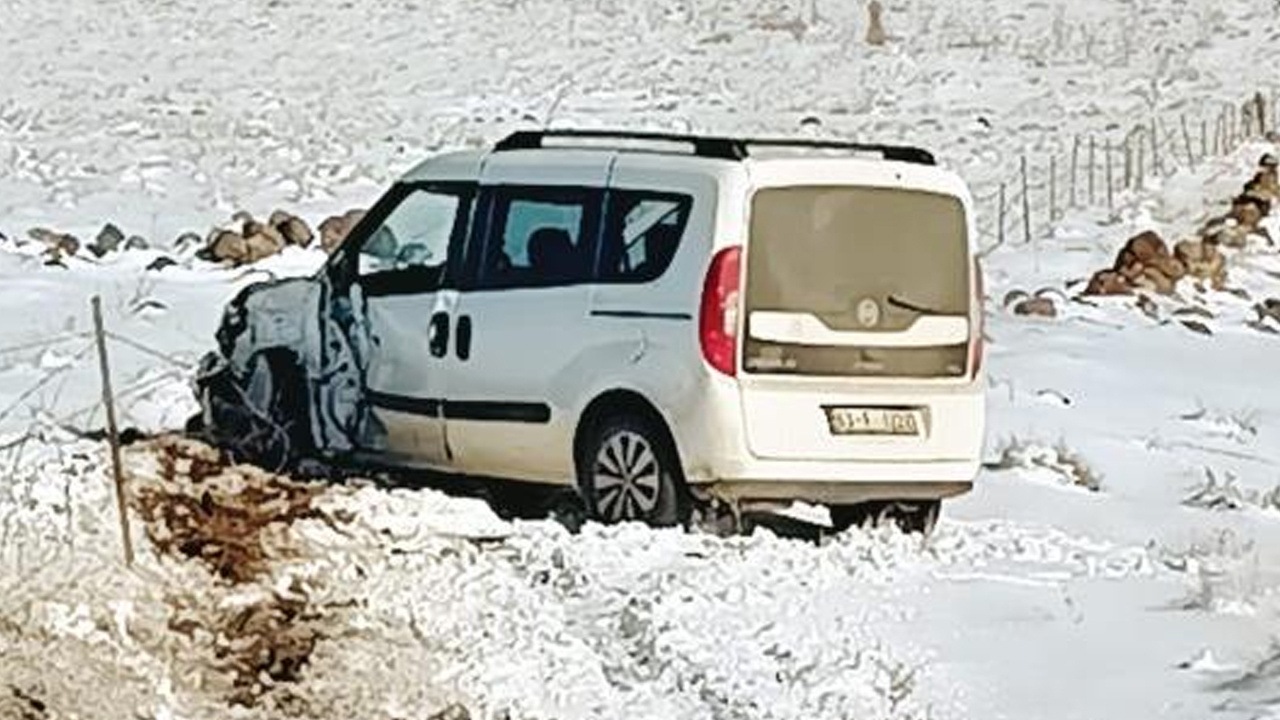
xmin=592 ymin=430 xmax=662 ymax=521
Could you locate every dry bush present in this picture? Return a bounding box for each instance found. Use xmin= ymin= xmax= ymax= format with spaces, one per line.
xmin=989 ymin=437 xmax=1103 ymax=491
xmin=1183 ymin=467 xmax=1280 ymax=512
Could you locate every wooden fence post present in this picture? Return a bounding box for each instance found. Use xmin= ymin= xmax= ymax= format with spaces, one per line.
xmin=997 ymin=182 xmax=1007 ymax=248
xmin=1088 ymin=136 xmax=1096 ymax=205
xmin=1070 ymin=135 xmax=1079 ymax=207
xmin=1106 ymin=141 xmax=1115 ymax=210
xmin=1255 ymin=91 xmax=1266 ymax=137
xmin=1049 ymin=154 xmax=1058 ymax=222
xmin=1181 ymin=114 xmax=1194 ymax=168
xmin=1020 ymin=155 xmax=1031 ymax=244
xmin=91 ymin=296 xmax=134 ymax=569
xmin=1150 ymin=118 xmax=1160 ymax=176
xmin=1264 ymin=88 xmax=1274 ymax=135
xmin=1124 ymin=133 xmax=1133 ymax=188
xmin=1136 ymin=137 xmax=1145 ymax=190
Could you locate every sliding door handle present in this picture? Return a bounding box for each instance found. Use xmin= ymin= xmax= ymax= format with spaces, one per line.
xmin=456 ymin=315 xmax=472 ymax=361
xmin=428 ymin=311 xmax=449 ymax=357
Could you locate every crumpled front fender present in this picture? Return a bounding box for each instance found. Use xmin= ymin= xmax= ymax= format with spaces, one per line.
xmin=214 ymin=277 xmax=322 ymax=376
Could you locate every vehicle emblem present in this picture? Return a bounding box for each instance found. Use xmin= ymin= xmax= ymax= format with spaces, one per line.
xmin=856 ymin=298 xmax=880 ymax=328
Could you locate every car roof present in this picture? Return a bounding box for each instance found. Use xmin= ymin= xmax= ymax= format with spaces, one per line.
xmin=396 ymin=132 xmax=960 ymax=195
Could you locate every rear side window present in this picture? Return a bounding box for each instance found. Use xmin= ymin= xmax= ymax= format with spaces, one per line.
xmin=598 ymin=191 xmax=691 ymax=283
xmin=478 ymin=186 xmax=602 ymax=289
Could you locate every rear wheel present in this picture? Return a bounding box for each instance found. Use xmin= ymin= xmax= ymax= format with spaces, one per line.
xmin=577 ymin=415 xmax=688 ymax=527
xmin=829 ymin=499 xmax=940 ymax=536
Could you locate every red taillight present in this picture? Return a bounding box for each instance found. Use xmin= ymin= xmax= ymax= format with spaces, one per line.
xmin=700 ymin=245 xmax=742 ymax=377
xmin=970 ymin=255 xmax=985 ymax=377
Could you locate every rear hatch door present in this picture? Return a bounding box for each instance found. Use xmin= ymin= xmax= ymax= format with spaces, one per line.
xmin=738 ymin=161 xmax=980 ymax=462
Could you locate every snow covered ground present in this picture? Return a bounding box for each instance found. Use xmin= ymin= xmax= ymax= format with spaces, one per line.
xmin=2 ymin=0 xmax=1280 ymax=718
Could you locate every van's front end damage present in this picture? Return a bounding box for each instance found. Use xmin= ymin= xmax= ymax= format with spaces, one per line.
xmin=192 ymin=277 xmax=331 ymax=468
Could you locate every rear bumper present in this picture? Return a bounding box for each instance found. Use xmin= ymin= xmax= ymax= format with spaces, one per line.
xmin=694 ymin=458 xmax=978 ymax=505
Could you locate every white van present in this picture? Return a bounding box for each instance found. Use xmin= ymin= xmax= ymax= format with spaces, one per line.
xmin=194 ymin=130 xmax=986 ymax=533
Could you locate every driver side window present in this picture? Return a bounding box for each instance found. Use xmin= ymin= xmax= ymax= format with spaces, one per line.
xmin=358 ymin=187 xmax=463 ymax=279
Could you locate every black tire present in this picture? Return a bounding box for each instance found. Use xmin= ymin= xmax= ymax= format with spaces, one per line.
xmin=576 ymin=414 xmax=689 ymax=527
xmin=830 ymin=499 xmax=941 ymax=536
xmin=228 ymin=352 xmax=311 ymax=472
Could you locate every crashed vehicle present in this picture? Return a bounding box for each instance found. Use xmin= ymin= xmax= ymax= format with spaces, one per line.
xmin=194 ymin=129 xmax=986 ymax=532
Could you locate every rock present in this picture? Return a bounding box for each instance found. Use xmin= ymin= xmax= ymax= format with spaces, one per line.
xmin=1199 ymin=217 xmax=1248 ymax=248
xmin=319 ymin=209 xmax=366 ymax=253
xmin=1180 ymin=320 xmax=1213 ymax=336
xmin=207 ymin=230 xmax=248 ymax=264
xmin=1135 ymin=294 xmax=1160 ymax=320
xmin=1082 ymin=269 xmax=1131 ymax=296
xmin=28 ymin=227 xmax=80 ymax=256
xmin=1133 ymin=264 xmax=1181 ymax=295
xmin=1012 ymin=297 xmax=1056 ymax=318
xmin=269 ymin=210 xmax=314 ymax=247
xmin=1174 ymin=239 xmax=1227 ymax=290
xmin=93 ymin=222 xmax=125 ymax=256
xmin=1113 ymin=230 xmax=1167 ymax=271
xmin=124 ymin=235 xmax=149 ymax=250
xmin=1256 ymin=298 xmax=1280 ymax=324
xmin=1110 ymin=230 xmax=1184 ymax=295
xmin=244 ymin=232 xmax=285 ymax=263
xmin=243 ymin=219 xmax=285 ymax=247
xmin=1244 ymin=171 xmax=1280 ymax=201
xmin=1227 ymin=193 xmax=1270 ymax=239
xmin=1173 ymin=305 xmax=1215 ymax=319
xmin=173 ymin=231 xmax=203 ymax=254
xmin=1002 ymin=289 xmax=1030 ymax=308
xmin=146 ymin=256 xmax=178 ymax=272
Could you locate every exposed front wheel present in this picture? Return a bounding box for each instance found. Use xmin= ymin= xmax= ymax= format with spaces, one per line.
xmin=202 ymin=351 xmax=310 ymax=473
xmin=829 ymin=499 xmax=941 ymax=536
xmin=577 ymin=416 xmax=688 ymax=527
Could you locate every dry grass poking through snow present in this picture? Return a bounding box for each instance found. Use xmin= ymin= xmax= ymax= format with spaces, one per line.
xmin=988 ymin=437 xmax=1104 ymax=491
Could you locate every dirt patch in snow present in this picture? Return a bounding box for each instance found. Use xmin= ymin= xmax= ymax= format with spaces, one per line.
xmin=130 ymin=436 xmax=348 ymax=710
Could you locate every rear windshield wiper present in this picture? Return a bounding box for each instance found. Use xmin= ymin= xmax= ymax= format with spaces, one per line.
xmin=887 ymin=294 xmax=945 ymax=315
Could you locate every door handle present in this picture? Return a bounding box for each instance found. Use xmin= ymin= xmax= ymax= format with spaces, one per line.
xmin=428 ymin=311 xmax=449 ymax=357
xmin=456 ymin=315 xmax=472 ymax=361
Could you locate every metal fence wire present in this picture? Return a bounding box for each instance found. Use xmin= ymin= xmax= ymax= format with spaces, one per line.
xmin=976 ymin=87 xmax=1278 ymax=257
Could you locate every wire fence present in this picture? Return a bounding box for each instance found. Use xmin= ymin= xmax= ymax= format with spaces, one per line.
xmin=0 ymin=303 xmax=200 ymax=570
xmin=976 ymin=88 xmax=1278 ymax=258
xmin=0 ymin=322 xmax=195 ymax=454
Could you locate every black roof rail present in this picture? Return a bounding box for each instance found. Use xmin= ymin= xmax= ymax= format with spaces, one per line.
xmin=492 ymin=129 xmax=935 ymax=166
xmin=494 ymin=129 xmax=746 ymax=160
xmin=740 ymin=137 xmax=935 ymax=165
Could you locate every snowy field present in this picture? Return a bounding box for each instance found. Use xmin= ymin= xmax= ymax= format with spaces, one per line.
xmin=2 ymin=0 xmax=1280 ymax=718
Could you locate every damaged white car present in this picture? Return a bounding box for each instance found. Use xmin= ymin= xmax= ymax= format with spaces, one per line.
xmin=194 ymin=129 xmax=986 ymax=532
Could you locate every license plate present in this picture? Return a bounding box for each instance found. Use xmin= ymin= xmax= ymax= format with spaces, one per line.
xmin=824 ymin=407 xmax=923 ymax=436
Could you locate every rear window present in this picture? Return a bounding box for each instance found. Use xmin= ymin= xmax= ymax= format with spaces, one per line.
xmin=598 ymin=191 xmax=691 ymax=283
xmin=744 ymin=185 xmax=970 ymax=377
